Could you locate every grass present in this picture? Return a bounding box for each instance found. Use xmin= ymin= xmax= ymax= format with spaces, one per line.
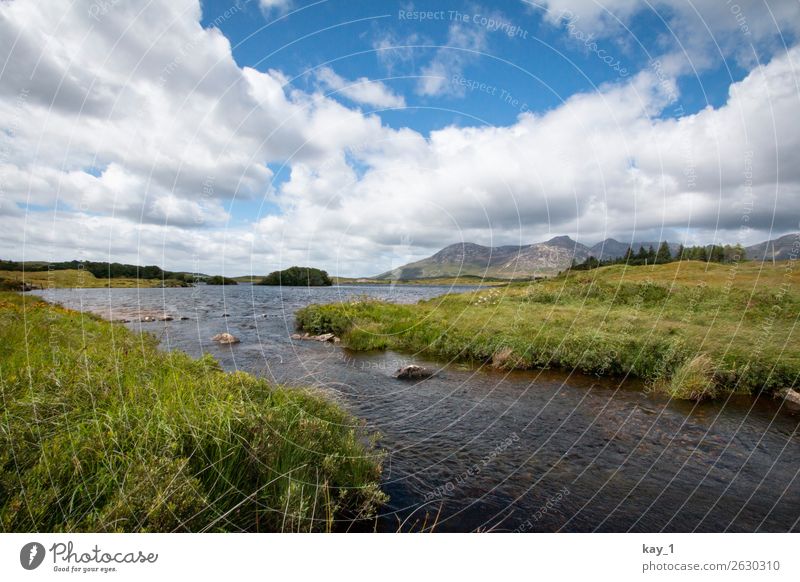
xmin=0 ymin=292 xmax=386 ymax=532
xmin=0 ymin=269 xmax=187 ymax=288
xmin=331 ymin=275 xmax=511 ymax=286
xmin=297 ymin=260 xmax=800 ymax=400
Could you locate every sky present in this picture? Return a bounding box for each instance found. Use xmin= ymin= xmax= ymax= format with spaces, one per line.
xmin=1 ymin=0 xmax=799 ymax=277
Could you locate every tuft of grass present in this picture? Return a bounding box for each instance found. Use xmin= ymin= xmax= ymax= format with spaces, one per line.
xmin=659 ymin=354 xmax=718 ymax=401
xmin=295 ymin=261 xmax=800 ymax=399
xmin=0 ymin=292 xmax=386 ymax=532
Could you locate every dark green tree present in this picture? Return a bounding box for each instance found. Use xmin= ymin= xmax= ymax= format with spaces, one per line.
xmin=656 ymin=241 xmax=672 ymax=264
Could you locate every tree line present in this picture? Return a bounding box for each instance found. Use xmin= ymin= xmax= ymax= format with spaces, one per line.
xmin=0 ymin=259 xmax=184 ymax=280
xmin=570 ymin=243 xmax=747 ymax=271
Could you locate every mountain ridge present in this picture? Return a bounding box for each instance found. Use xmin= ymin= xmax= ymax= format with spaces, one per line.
xmin=374 ymin=234 xmax=796 ymax=280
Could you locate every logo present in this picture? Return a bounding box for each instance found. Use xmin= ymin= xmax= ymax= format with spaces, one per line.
xmin=20 ymin=542 xmax=46 ymax=570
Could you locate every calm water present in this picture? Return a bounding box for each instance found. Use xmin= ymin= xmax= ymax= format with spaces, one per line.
xmin=35 ymin=284 xmax=800 ymax=532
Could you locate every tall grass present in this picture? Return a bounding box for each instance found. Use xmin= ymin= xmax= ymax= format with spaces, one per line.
xmin=296 ymin=261 xmax=800 ymax=400
xmin=0 ymin=293 xmax=386 ymax=532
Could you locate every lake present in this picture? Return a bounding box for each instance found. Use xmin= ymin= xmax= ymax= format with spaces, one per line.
xmin=35 ymin=284 xmax=800 ymax=532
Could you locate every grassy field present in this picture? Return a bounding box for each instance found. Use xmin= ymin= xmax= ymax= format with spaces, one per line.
xmin=297 ymin=260 xmax=800 ymax=400
xmin=0 ymin=269 xmax=188 ymax=288
xmin=0 ymin=292 xmax=385 ymax=532
xmin=332 ymin=275 xmax=512 ymax=286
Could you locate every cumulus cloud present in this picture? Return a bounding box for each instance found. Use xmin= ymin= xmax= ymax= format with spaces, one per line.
xmin=1 ymin=0 xmax=799 ymax=277
xmin=315 ymin=67 xmax=406 ymax=109
xmin=540 ymin=0 xmax=800 ymax=72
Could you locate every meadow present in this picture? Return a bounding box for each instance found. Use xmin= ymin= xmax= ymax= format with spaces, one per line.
xmin=0 ymin=292 xmax=385 ymax=532
xmin=296 ymin=260 xmax=800 ymax=400
xmin=0 ymin=269 xmax=187 ymax=289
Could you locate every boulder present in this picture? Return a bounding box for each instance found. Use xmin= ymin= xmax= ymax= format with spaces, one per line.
xmin=781 ymin=388 xmax=800 ymax=406
xmin=394 ymin=365 xmax=434 ymax=380
xmin=212 ymin=332 xmax=240 ymax=345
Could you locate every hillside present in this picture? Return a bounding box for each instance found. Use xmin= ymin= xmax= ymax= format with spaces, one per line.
xmin=375 ymin=234 xmax=796 ymax=280
xmin=744 ymin=233 xmax=799 ymax=261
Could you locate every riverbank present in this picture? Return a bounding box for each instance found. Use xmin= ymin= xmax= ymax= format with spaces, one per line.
xmin=0 ymin=269 xmax=189 ymax=288
xmin=0 ymin=292 xmax=386 ymax=532
xmin=296 ymin=260 xmax=800 ymax=400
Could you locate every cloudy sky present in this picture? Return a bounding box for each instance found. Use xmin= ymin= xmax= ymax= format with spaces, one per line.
xmin=1 ymin=0 xmax=799 ymax=276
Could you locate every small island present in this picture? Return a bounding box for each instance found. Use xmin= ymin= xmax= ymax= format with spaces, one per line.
xmin=204 ymin=275 xmax=238 ymax=285
xmin=257 ymin=266 xmax=332 ymax=286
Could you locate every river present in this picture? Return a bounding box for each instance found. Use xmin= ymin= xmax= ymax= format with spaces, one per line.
xmin=34 ymin=284 xmax=800 ymax=532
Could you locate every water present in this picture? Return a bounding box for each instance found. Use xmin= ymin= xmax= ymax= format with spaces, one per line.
xmin=34 ymin=284 xmax=800 ymax=532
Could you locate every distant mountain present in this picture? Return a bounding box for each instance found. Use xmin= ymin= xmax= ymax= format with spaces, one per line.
xmin=375 ymin=236 xmax=592 ymax=279
xmin=374 ymin=234 xmax=799 ymax=280
xmin=744 ymin=233 xmax=799 ymax=261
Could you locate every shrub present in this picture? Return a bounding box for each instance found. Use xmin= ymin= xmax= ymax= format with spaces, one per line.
xmin=660 ymin=354 xmax=718 ymax=401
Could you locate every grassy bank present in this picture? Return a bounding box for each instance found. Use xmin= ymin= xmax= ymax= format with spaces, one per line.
xmin=297 ymin=261 xmax=800 ymax=400
xmin=0 ymin=292 xmax=385 ymax=532
xmin=332 ymin=275 xmax=512 ymax=286
xmin=0 ymin=269 xmax=190 ymax=289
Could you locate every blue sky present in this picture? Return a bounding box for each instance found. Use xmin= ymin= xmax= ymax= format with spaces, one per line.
xmin=204 ymin=0 xmax=749 ymax=131
xmin=2 ymin=0 xmax=799 ymax=275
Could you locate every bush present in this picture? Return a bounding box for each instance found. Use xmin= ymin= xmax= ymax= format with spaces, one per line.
xmin=258 ymin=266 xmax=332 ymax=286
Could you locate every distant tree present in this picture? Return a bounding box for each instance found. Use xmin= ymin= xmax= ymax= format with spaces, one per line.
xmin=676 ymin=244 xmax=685 ymax=261
xmin=205 ymin=275 xmax=238 ymax=285
xmin=623 ymin=247 xmax=634 ymax=262
xmin=696 ymin=246 xmax=708 ymax=261
xmin=656 ymin=241 xmax=672 ymax=264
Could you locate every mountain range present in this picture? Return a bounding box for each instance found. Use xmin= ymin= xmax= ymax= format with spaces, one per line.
xmin=374 ymin=234 xmax=797 ymax=280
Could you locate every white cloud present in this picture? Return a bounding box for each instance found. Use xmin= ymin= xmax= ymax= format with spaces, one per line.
xmin=417 ymin=23 xmax=488 ymax=97
xmin=540 ymin=0 xmax=800 ymax=72
xmin=315 ymin=67 xmax=406 ymax=109
xmin=258 ymin=0 xmax=292 ymax=17
xmin=1 ymin=0 xmax=799 ymax=277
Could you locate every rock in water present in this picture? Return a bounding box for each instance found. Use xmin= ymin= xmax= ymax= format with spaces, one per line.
xmin=781 ymin=388 xmax=800 ymax=406
xmin=291 ymin=332 xmax=340 ymax=343
xmin=394 ymin=365 xmax=433 ymax=380
xmin=212 ymin=332 xmax=240 ymax=345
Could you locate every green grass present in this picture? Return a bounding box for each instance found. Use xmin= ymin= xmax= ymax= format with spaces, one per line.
xmin=0 ymin=292 xmax=385 ymax=532
xmin=331 ymin=275 xmax=511 ymax=286
xmin=297 ymin=260 xmax=800 ymax=400
xmin=0 ymin=269 xmax=188 ymax=288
